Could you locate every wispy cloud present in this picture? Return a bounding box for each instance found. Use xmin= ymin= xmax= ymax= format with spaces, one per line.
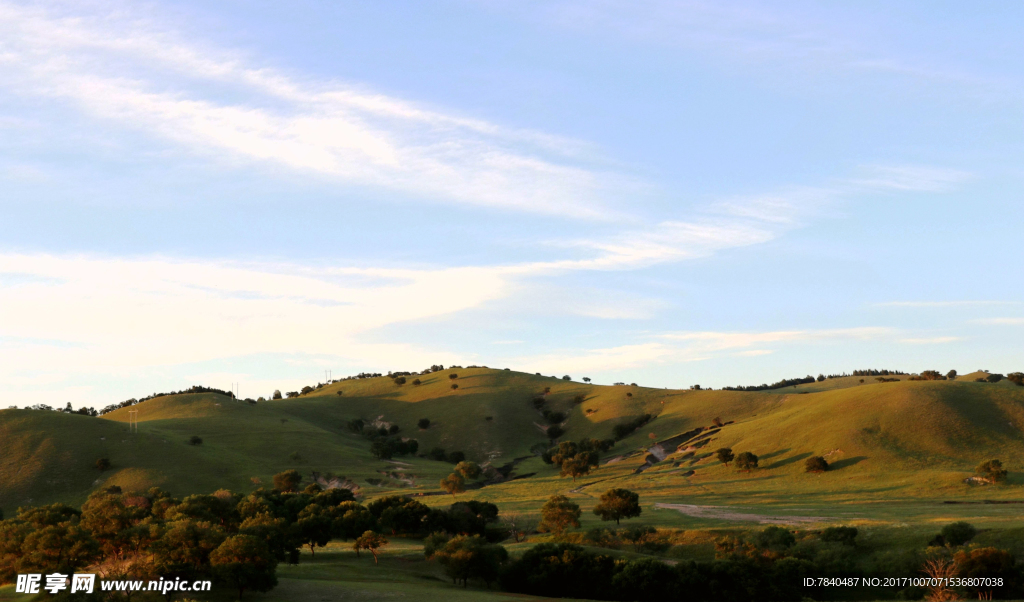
xmin=0 ymin=2 xmax=636 ymax=218
xmin=899 ymin=336 xmax=961 ymax=344
xmin=971 ymin=317 xmax=1024 ymax=325
xmin=850 ymin=165 xmax=972 ymax=193
xmin=875 ymin=301 xmax=1018 ymax=308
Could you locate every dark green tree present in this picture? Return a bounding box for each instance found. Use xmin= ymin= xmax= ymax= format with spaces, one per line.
xmin=715 ymin=447 xmax=734 ymax=466
xmin=805 ymin=456 xmax=829 ymax=473
xmin=735 ymin=451 xmax=759 ymax=470
xmin=538 ymin=495 xmax=581 ymax=534
xmin=210 ymin=534 xmax=278 ymax=600
xmin=272 ymin=470 xmax=302 ymax=493
xmin=592 ymin=489 xmax=641 ymax=525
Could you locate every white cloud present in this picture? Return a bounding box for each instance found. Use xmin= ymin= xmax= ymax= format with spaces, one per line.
xmin=899 ymin=337 xmax=961 ymax=344
xmin=876 ymin=300 xmax=1017 ymax=308
xmin=0 ymin=1 xmax=634 ymax=219
xmin=851 ymin=165 xmax=971 ymax=193
xmin=659 ymin=327 xmax=895 ymax=351
xmin=971 ymin=317 xmax=1024 ymax=325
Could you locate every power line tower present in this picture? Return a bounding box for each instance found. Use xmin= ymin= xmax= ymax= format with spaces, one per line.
xmin=128 ymin=409 xmax=138 ymax=433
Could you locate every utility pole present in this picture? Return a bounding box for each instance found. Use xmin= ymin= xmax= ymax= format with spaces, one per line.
xmin=128 ymin=409 xmax=138 ymax=433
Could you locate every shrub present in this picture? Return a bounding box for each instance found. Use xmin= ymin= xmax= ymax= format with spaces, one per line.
xmin=95 ymin=458 xmax=111 ymax=471
xmin=735 ymin=451 xmax=758 ymax=470
xmin=986 ymin=373 xmax=1004 ymax=383
xmin=562 ymin=375 xmax=572 ymax=380
xmin=417 ymin=418 xmax=430 ymax=429
xmin=449 ymin=373 xmax=458 ymax=380
xmin=805 ymin=456 xmax=829 ymax=473
xmin=754 ymin=526 xmax=795 ymax=551
xmin=189 ymin=435 xmax=203 ymax=446
xmin=412 ymin=378 xmax=421 ymax=385
xmin=428 ymin=447 xmax=447 ymax=461
xmin=547 ymin=425 xmax=565 ymax=440
xmin=583 ymin=377 xmax=591 ymax=383
xmin=450 ymin=383 xmax=459 ymax=391
xmin=941 ymin=522 xmax=977 ymax=546
xmin=532 ymin=397 xmax=546 ymax=409
xmin=285 ymin=391 xmax=299 ymax=398
xmin=572 ymin=394 xmax=585 ymax=404
xmin=456 ymin=461 xmax=482 ymax=480
xmin=448 ymin=451 xmax=466 ymax=464
xmin=543 ymin=410 xmax=566 ymax=424
xmin=393 ymin=376 xmax=406 ymax=385
xmin=821 ymin=526 xmax=858 ymax=546
xmin=300 ymin=386 xmax=314 ymax=395
xmin=347 ymin=418 xmax=364 ymax=433
xmin=1007 ymin=372 xmax=1023 ymax=386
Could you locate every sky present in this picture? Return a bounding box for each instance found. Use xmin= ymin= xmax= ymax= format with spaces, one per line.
xmin=2 ymin=0 xmax=1023 ymax=408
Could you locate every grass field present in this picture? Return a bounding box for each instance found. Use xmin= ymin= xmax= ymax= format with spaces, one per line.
xmin=2 ymin=368 xmax=1023 ymax=600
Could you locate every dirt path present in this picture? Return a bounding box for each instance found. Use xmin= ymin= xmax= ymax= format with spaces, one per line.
xmin=655 ymin=503 xmax=834 ymax=525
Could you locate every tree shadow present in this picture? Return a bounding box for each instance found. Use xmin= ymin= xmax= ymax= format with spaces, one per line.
xmin=759 ymin=448 xmax=792 ymax=461
xmin=829 ymin=456 xmax=868 ymax=470
xmin=766 ymin=452 xmax=812 ymax=469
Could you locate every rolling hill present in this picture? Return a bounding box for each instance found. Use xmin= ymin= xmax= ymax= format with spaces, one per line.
xmin=2 ymin=367 xmax=1023 ymax=525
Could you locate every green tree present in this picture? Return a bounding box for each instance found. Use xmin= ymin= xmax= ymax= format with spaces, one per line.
xmin=953 ymin=547 xmax=1018 ymax=599
xmin=450 ymin=383 xmax=459 ymax=391
xmin=210 ymin=534 xmax=278 ymax=600
xmin=455 ymin=461 xmax=482 ymax=480
xmin=559 ymin=453 xmax=596 ymax=482
xmin=272 ymin=470 xmax=302 ymax=493
xmin=418 ymin=418 xmax=430 ymax=429
xmin=592 ymin=488 xmax=641 ymax=525
xmin=538 ymin=495 xmax=581 ymax=534
xmin=805 ymin=456 xmax=829 ymax=473
xmin=353 ymin=531 xmax=388 ymax=564
xmin=151 ymin=519 xmax=226 ymax=583
xmin=295 ymin=504 xmax=332 ymax=557
xmin=946 ymin=369 xmax=958 ymax=380
xmin=440 ymin=473 xmax=466 ymax=499
xmin=238 ymin=513 xmax=289 ymax=562
xmin=432 ymin=535 xmax=508 ymax=587
xmin=754 ymin=526 xmax=796 ymax=551
xmin=976 ymin=459 xmax=1008 ymax=483
xmin=189 ymin=435 xmax=203 ymax=445
xmin=272 ymin=390 xmax=282 ymax=400
xmin=333 ymin=502 xmax=378 ymax=540
xmin=449 ymin=373 xmax=459 ymax=380
xmin=735 ymin=451 xmax=759 ymax=470
xmin=1008 ymin=372 xmax=1024 ymax=386
xmin=715 ymin=447 xmax=734 ymax=466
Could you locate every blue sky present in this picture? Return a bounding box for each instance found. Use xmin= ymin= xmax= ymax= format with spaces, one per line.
xmin=1 ymin=0 xmax=1022 ymax=407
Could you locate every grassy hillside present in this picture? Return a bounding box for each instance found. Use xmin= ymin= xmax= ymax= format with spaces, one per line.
xmin=3 ymin=368 xmax=1023 ymax=528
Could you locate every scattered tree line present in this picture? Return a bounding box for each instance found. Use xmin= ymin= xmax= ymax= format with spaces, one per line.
xmin=346 ymin=419 xmax=418 ymax=460
xmin=8 ymin=402 xmax=99 ymax=416
xmin=541 ymin=438 xmax=616 ymax=481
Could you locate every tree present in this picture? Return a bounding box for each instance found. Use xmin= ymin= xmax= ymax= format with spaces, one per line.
xmin=272 ymin=390 xmax=282 ymax=400
xmin=546 ymin=425 xmax=565 ymax=440
xmin=451 ymin=383 xmax=459 ymax=391
xmin=499 ymin=511 xmax=537 ymax=543
xmin=953 ymin=547 xmax=1018 ymax=600
xmin=538 ymin=495 xmax=581 ymax=534
xmin=562 ymin=375 xmax=571 ymax=380
xmin=189 ymin=435 xmax=203 ymax=446
xmin=447 ymin=451 xmax=466 ymax=464
xmin=210 ymin=534 xmax=278 ymax=600
xmin=946 ymin=369 xmax=958 ymax=380
xmin=715 ymin=448 xmax=734 ymax=466
xmin=272 ymin=470 xmax=302 ymax=493
xmin=821 ymin=526 xmax=858 ymax=546
xmin=735 ymin=451 xmax=759 ymax=470
xmin=95 ymin=457 xmax=111 ymax=471
xmin=805 ymin=456 xmax=829 ymax=473
xmin=976 ymin=459 xmax=1008 ymax=483
xmin=986 ymin=373 xmax=1004 ymax=383
xmin=393 ymin=376 xmax=406 ymax=385
xmin=353 ymin=531 xmax=388 ymax=564
xmin=412 ymin=378 xmax=422 ymax=386
xmin=455 ymin=461 xmax=481 ymax=480
xmin=754 ymin=526 xmax=795 ymax=551
xmin=418 ymin=418 xmax=430 ymax=429
xmin=583 ymin=377 xmax=591 ymax=383
xmin=295 ymin=504 xmax=332 ymax=557
xmin=432 ymin=535 xmax=508 ymax=587
xmin=592 ymin=488 xmax=641 ymax=525
xmin=1008 ymin=372 xmax=1024 ymax=386
xmin=449 ymin=373 xmax=458 ymax=380
xmin=559 ymin=453 xmax=597 ymax=482
xmin=440 ymin=473 xmax=466 ymax=499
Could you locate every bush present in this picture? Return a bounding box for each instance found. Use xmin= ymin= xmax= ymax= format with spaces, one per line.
xmin=189 ymin=435 xmax=203 ymax=446
xmin=805 ymin=456 xmax=829 ymax=473
xmin=286 ymin=391 xmax=299 ymax=398
xmin=735 ymin=452 xmax=758 ymax=470
xmin=418 ymin=418 xmax=430 ymax=429
xmin=562 ymin=375 xmax=571 ymax=380
xmin=428 ymin=447 xmax=447 ymax=461
xmin=941 ymin=522 xmax=977 ymax=546
xmin=450 ymin=383 xmax=459 ymax=391
xmin=754 ymin=526 xmax=795 ymax=551
xmin=986 ymin=373 xmax=1004 ymax=383
xmin=95 ymin=458 xmax=111 ymax=471
xmin=448 ymin=451 xmax=466 ymax=464
xmin=393 ymin=376 xmax=406 ymax=385
xmin=821 ymin=526 xmax=858 ymax=546
xmin=273 ymin=469 xmax=302 ymax=492
xmin=543 ymin=410 xmax=566 ymax=424
xmin=1008 ymin=372 xmax=1024 ymax=386
xmin=546 ymin=425 xmax=565 ymax=440
xmin=300 ymin=386 xmax=314 ymax=395
xmin=449 ymin=373 xmax=458 ymax=380
xmin=347 ymin=418 xmax=364 ymax=433
xmin=412 ymin=378 xmax=421 ymax=385
xmin=532 ymin=397 xmax=546 ymax=409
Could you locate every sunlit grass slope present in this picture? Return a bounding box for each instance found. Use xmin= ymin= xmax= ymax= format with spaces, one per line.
xmin=2 ymin=368 xmax=1022 ymax=524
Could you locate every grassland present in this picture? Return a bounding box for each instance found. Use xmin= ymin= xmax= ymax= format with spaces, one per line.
xmin=2 ymin=368 xmax=1023 ymax=600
